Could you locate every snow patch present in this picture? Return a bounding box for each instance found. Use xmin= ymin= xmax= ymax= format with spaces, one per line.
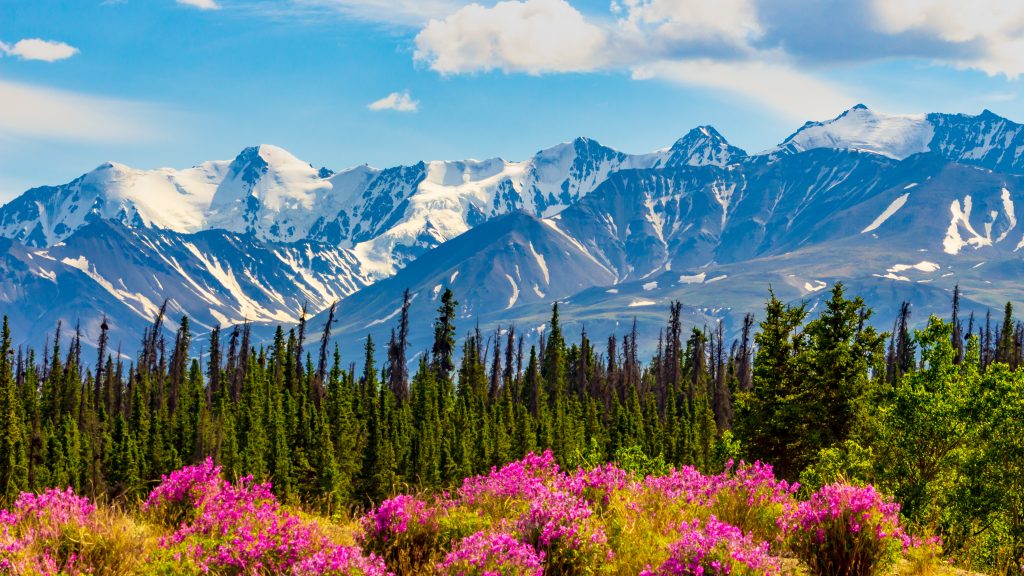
xmin=528 ymin=242 xmax=549 ymax=285
xmin=997 ymin=187 xmax=1016 ymax=243
xmin=678 ymin=272 xmax=707 ymax=284
xmin=887 ymin=261 xmax=940 ymax=273
xmin=628 ymin=299 xmax=657 ymax=307
xmin=34 ymin=268 xmax=56 ymax=281
xmin=365 ymin=306 xmax=403 ymax=329
xmin=643 ymin=281 xmax=658 ymax=291
xmin=874 ymin=273 xmax=911 ymax=282
xmin=861 ymin=193 xmax=909 ymax=233
xmin=804 ymin=280 xmax=827 ymax=292
xmin=505 ymin=273 xmax=519 ymax=309
xmin=944 ymin=195 xmax=993 ymax=255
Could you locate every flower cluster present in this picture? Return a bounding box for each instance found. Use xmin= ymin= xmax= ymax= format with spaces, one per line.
xmin=292 ymin=544 xmax=392 ymax=576
xmin=708 ymin=460 xmax=799 ymax=540
xmin=643 ymin=465 xmax=720 ymax=506
xmin=561 ymin=463 xmax=633 ymax=507
xmin=0 ymin=488 xmax=97 ymax=575
xmin=438 ymin=531 xmax=544 ymax=576
xmin=145 ymin=460 xmax=388 ymax=576
xmin=363 ymin=495 xmax=435 ymax=540
xmin=779 ymin=484 xmax=908 ymax=576
xmin=459 ymin=450 xmax=561 ymax=505
xmin=642 ymin=517 xmax=780 ymax=576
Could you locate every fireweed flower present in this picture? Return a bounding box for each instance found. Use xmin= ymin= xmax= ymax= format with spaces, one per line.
xmin=362 ymin=494 xmax=435 ymax=540
xmin=459 ymin=450 xmax=561 ymax=505
xmin=0 ymin=488 xmax=97 ymax=575
xmin=779 ymin=484 xmax=907 ymax=576
xmin=438 ymin=530 xmax=544 ymax=576
xmin=641 ymin=516 xmax=780 ymax=576
xmin=144 ymin=460 xmax=387 ymax=575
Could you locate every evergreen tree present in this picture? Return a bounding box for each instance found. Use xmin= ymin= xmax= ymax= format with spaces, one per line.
xmin=734 ymin=290 xmax=808 ymax=479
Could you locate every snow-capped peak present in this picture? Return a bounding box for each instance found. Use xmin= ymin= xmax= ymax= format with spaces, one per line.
xmin=664 ymin=125 xmax=747 ymax=168
xmin=768 ymin=104 xmax=934 ymax=160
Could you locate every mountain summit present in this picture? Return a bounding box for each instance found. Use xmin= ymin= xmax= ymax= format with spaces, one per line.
xmin=664 ymin=125 xmax=746 ymax=168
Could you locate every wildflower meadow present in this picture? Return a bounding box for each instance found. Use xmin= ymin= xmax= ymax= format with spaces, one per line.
xmin=0 ymin=451 xmax=944 ymax=576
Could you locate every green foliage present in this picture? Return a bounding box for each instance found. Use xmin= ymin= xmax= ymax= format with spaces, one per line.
xmin=736 ymin=284 xmax=883 ymax=479
xmin=613 ymin=445 xmax=670 ymax=479
xmin=798 ymin=440 xmax=876 ymax=495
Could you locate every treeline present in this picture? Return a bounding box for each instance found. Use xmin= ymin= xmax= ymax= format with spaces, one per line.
xmin=0 ymin=284 xmax=1022 ymax=568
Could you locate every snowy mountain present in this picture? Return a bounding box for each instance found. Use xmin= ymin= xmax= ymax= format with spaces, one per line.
xmin=2 ymin=105 xmax=1023 ymax=354
xmin=766 ymin=104 xmax=1024 ymax=173
xmin=0 ymin=137 xmax=707 ymax=279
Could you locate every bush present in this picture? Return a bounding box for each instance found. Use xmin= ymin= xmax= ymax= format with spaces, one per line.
xmin=144 ymin=459 xmax=386 ymax=575
xmin=614 ymin=445 xmax=671 ymax=479
xmin=360 ymin=494 xmax=443 ymax=573
xmin=900 ymin=536 xmax=943 ymax=576
xmin=709 ymin=460 xmax=798 ymax=543
xmin=0 ymin=488 xmax=147 ymax=575
xmin=641 ymin=516 xmax=779 ymax=576
xmin=514 ymin=484 xmax=611 ymax=574
xmin=779 ymin=484 xmax=908 ymax=576
xmin=438 ymin=530 xmax=543 ymax=575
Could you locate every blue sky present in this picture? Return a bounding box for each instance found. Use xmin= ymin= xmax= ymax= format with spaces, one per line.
xmin=2 ymin=0 xmax=1023 ymax=201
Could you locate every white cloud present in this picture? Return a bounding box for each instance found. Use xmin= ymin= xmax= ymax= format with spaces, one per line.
xmin=0 ymin=79 xmax=165 ymax=143
xmin=871 ymin=0 xmax=1024 ymax=77
xmin=614 ymin=0 xmax=762 ymax=53
xmin=0 ymin=39 xmax=79 ymax=62
xmin=414 ymin=0 xmax=850 ymax=116
xmin=177 ymin=0 xmax=221 ymax=10
xmin=415 ymin=0 xmax=607 ymax=74
xmin=367 ymin=91 xmax=419 ymax=112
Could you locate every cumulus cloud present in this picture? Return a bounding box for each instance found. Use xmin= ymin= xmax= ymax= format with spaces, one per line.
xmin=415 ymin=0 xmax=607 ymax=74
xmin=870 ymin=0 xmax=1024 ymax=77
xmin=177 ymin=0 xmax=220 ymax=10
xmin=413 ymin=0 xmax=846 ymax=118
xmin=614 ymin=0 xmax=762 ymax=56
xmin=0 ymin=80 xmax=165 ymax=143
xmin=367 ymin=91 xmax=419 ymax=112
xmin=409 ymin=0 xmax=1024 ymax=119
xmin=0 ymin=39 xmax=79 ymax=62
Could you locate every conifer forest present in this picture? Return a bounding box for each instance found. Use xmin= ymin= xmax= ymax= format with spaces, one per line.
xmin=1 ymin=284 xmax=1023 ymax=575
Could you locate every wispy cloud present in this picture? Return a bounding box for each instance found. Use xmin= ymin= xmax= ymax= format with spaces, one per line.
xmin=0 ymin=39 xmax=79 ymax=62
xmin=367 ymin=91 xmax=419 ymax=112
xmin=0 ymin=80 xmax=167 ymax=143
xmin=241 ymin=0 xmax=461 ymax=26
xmin=177 ymin=0 xmax=221 ymax=10
xmin=633 ymin=59 xmax=853 ymax=122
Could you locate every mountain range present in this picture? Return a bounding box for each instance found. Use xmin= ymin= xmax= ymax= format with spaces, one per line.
xmin=2 ymin=104 xmax=1022 ymax=359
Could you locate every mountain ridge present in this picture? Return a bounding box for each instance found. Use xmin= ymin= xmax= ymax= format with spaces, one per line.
xmin=1 ymin=105 xmax=1022 ymax=355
